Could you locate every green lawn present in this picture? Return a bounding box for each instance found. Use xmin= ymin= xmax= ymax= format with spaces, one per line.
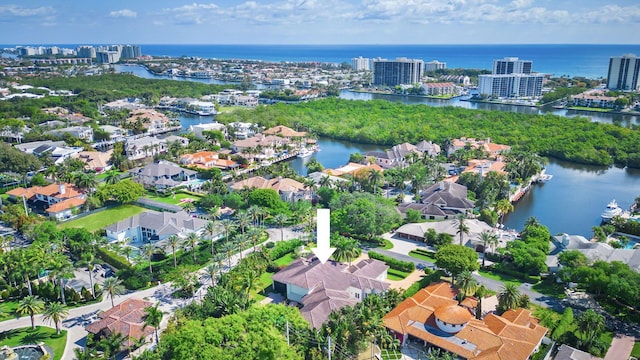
xmin=478 ymin=269 xmax=523 ymax=286
xmin=142 ymin=191 xmax=202 ymax=206
xmin=378 ymin=239 xmax=394 ymax=250
xmin=0 ymin=301 xmax=19 ymax=322
xmin=58 ymin=204 xmax=146 ymax=232
xmin=274 ymin=253 xmax=298 ymax=267
xmin=0 ymin=326 xmax=67 ymax=360
xmin=251 ymin=271 xmax=276 ymax=301
xmin=532 ymin=278 xmax=566 ymax=299
xmin=380 ymin=349 xmax=403 ymax=360
xmin=567 ymin=106 xmax=613 ymax=113
xmin=631 ymin=341 xmax=640 ymax=358
xmin=408 ymin=250 xmax=436 ymax=263
xmin=387 ymin=268 xmax=410 ymax=281
xmin=96 ymin=170 xmax=125 ymax=181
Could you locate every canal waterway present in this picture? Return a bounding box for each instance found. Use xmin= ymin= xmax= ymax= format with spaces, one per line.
xmin=128 ymin=64 xmax=640 ymax=238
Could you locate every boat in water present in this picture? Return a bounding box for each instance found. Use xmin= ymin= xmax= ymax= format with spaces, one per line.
xmin=601 ymin=200 xmax=623 ymax=222
xmin=297 ymin=148 xmax=313 ymax=158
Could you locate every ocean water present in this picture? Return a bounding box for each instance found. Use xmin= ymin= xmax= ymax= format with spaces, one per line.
xmin=5 ymin=44 xmax=640 ymax=78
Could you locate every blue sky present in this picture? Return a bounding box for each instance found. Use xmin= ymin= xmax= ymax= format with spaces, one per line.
xmin=1 ymin=0 xmax=639 ymax=44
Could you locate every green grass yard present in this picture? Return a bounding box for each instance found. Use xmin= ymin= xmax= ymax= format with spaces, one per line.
xmin=408 ymin=250 xmax=436 ymax=263
xmin=387 ymin=268 xmax=410 ymax=281
xmin=274 ymin=253 xmax=297 ymax=267
xmin=0 ymin=301 xmax=19 ymax=322
xmin=477 ymin=269 xmax=523 ymax=287
xmin=58 ymin=204 xmax=146 ymax=232
xmin=631 ymin=341 xmax=640 ymax=358
xmin=142 ymin=191 xmax=202 ymax=206
xmin=0 ymin=326 xmax=67 ymax=360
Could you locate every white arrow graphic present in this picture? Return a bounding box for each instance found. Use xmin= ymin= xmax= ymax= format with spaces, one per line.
xmin=311 ymin=208 xmax=335 ymax=264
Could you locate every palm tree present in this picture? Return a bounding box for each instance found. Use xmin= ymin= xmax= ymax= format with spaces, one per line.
xmin=524 ymin=216 xmax=541 ymax=228
xmin=141 ymin=243 xmax=156 ymax=275
xmin=272 ymin=213 xmax=289 ymax=241
xmin=455 ymin=270 xmax=478 ymax=303
xmin=218 ymin=219 xmax=237 ymax=242
xmin=479 ymin=231 xmax=499 ymax=267
xmin=247 ymin=205 xmax=261 ymax=226
xmin=204 ymin=263 xmax=219 ymax=286
xmin=235 ymin=211 xmax=252 ymax=236
xmin=474 ymin=285 xmax=490 ymax=319
xmin=577 ymin=309 xmax=605 ymax=349
xmin=100 ymin=331 xmax=127 ymax=360
xmin=455 ymin=214 xmax=470 ymax=246
xmin=42 ymin=301 xmax=69 ymax=335
xmin=367 ymin=169 xmax=383 ymax=194
xmin=180 ymin=201 xmax=196 ymax=214
xmin=78 ymin=255 xmax=98 ymax=298
xmin=104 ymin=171 xmax=121 ymax=185
xmin=102 ymin=277 xmax=126 ymax=307
xmin=185 ymin=233 xmax=200 ymax=265
xmin=49 ymin=255 xmax=74 ymax=304
xmin=495 ymin=199 xmax=514 ymax=225
xmin=143 ymin=303 xmax=164 ymax=345
xmin=220 ymin=241 xmax=236 ymax=268
xmin=247 ymin=226 xmax=263 ymax=252
xmin=204 ymin=221 xmax=218 ymax=256
xmin=497 ymin=283 xmax=521 ymax=313
xmin=120 ymin=246 xmax=134 ymax=265
xmin=16 ymin=295 xmax=44 ymax=329
xmin=333 ymin=237 xmax=361 ymax=265
xmin=166 ymin=235 xmax=181 ymax=268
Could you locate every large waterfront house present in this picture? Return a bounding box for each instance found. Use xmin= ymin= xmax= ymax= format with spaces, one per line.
xmin=126 ymin=109 xmax=171 ymax=135
xmin=398 ymin=182 xmax=474 ymax=221
xmin=128 ymin=161 xmax=198 ymax=192
xmin=383 ymin=282 xmax=547 ymax=360
xmin=547 ymin=234 xmax=640 ymax=273
xmin=85 ymin=298 xmax=155 ymax=348
xmin=364 ymin=141 xmax=441 ymax=169
xmin=71 ymin=150 xmax=113 ymax=172
xmin=180 ymin=151 xmax=239 ymax=170
xmin=46 ymin=126 xmax=94 ymax=142
xmin=6 ymin=183 xmax=87 ymax=220
xmin=188 ymin=122 xmax=227 ymax=140
xmin=230 ymin=176 xmax=307 ymax=202
xmin=448 ymin=137 xmax=511 ymax=158
xmin=395 ymin=219 xmax=495 ymax=248
xmin=105 ymin=210 xmax=207 ymax=243
xmin=272 ymin=256 xmax=389 ymax=328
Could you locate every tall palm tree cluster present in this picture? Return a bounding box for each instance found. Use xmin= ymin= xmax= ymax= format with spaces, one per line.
xmin=314 ymin=290 xmax=404 ymax=360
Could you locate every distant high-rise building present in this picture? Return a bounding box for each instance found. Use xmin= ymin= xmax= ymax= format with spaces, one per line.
xmin=425 ymin=60 xmax=446 ymax=72
xmin=478 ymin=74 xmax=544 ymax=98
xmin=96 ymin=51 xmax=120 ymax=64
xmin=121 ymin=45 xmax=142 ymax=59
xmin=351 ymin=56 xmax=370 ymax=71
xmin=607 ymin=54 xmax=640 ymax=91
xmin=77 ymin=46 xmax=96 ymax=58
xmin=492 ymin=57 xmax=532 ymax=75
xmin=373 ymin=57 xmax=424 ymax=86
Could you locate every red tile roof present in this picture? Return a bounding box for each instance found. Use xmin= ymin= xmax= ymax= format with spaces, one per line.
xmin=85 ymin=298 xmax=155 ymax=347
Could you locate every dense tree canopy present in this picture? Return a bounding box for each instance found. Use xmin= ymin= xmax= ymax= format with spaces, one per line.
xmin=0 ymin=143 xmax=42 ymax=174
xmin=329 ymin=192 xmax=401 ymax=237
xmin=217 ymin=98 xmax=640 ymax=167
xmin=434 ymin=245 xmax=479 ymax=280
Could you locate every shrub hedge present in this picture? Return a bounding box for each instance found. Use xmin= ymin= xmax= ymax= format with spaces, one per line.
xmin=368 ymin=251 xmax=415 ymax=272
xmin=96 ymin=247 xmax=131 ymax=270
xmin=268 ymin=239 xmax=303 ymax=260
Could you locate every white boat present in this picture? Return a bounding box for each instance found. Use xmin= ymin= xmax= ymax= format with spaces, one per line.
xmin=297 ymin=148 xmax=313 ymax=158
xmin=601 ymin=200 xmax=623 ymax=222
xmin=538 ymin=174 xmax=553 ymax=182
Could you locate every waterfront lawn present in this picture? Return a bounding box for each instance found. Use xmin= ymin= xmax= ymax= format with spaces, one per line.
xmin=58 ymin=204 xmax=146 ymax=232
xmin=142 ymin=191 xmax=202 ymax=206
xmin=477 ymin=269 xmax=523 ymax=287
xmin=567 ymin=106 xmax=612 ymax=113
xmin=387 ymin=268 xmax=410 ymax=281
xmin=0 ymin=326 xmax=67 ymax=360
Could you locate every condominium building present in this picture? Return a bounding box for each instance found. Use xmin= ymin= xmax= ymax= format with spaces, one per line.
xmin=492 ymin=57 xmax=532 ymax=75
xmin=424 ymin=60 xmax=446 ymax=72
xmin=351 ymin=56 xmax=370 ymax=71
xmin=76 ymin=46 xmax=96 ymax=58
xmin=478 ymin=73 xmax=544 ymax=98
xmin=96 ymin=50 xmax=120 ymax=64
xmin=121 ymin=45 xmax=142 ymax=59
xmin=373 ymin=57 xmax=424 ymax=86
xmin=607 ymin=54 xmax=640 ymax=91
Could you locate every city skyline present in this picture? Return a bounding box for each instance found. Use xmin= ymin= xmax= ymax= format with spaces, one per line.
xmin=1 ymin=0 xmax=639 ymax=45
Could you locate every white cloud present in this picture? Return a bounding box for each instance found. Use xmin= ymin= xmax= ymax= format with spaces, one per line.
xmin=109 ymin=9 xmax=137 ymax=18
xmin=0 ymin=5 xmax=53 ymax=17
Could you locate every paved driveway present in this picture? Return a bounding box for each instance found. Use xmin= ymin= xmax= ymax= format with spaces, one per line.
xmin=605 ymin=335 xmax=635 ymax=360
